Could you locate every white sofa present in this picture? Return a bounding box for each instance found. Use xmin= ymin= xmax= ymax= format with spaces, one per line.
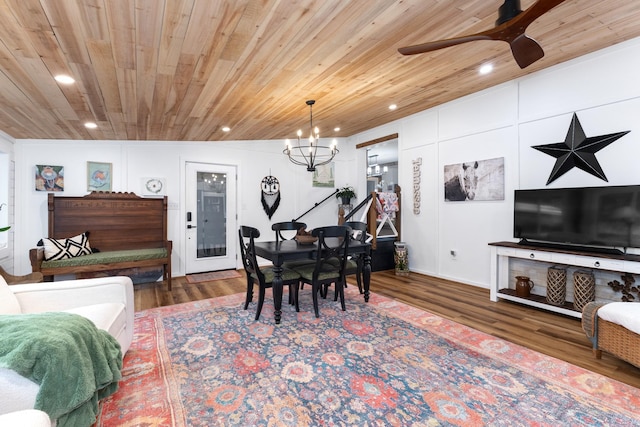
xmin=0 ymin=409 xmax=52 ymax=426
xmin=0 ymin=274 xmax=134 ymax=423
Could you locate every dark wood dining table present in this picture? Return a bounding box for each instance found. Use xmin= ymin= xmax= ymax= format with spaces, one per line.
xmin=253 ymin=238 xmax=372 ymax=324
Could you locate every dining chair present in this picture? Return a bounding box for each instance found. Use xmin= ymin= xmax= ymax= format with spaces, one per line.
xmin=331 ymin=221 xmax=367 ymax=294
xmin=292 ymin=225 xmax=351 ymax=318
xmin=272 ymin=221 xmax=316 ymax=271
xmin=238 ymin=226 xmax=301 ymax=321
xmin=272 ymin=221 xmax=307 ymax=242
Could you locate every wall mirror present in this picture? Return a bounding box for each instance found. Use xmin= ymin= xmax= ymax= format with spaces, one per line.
xmin=357 ymin=134 xmax=398 ymax=194
xmin=356 ymin=134 xmax=399 ymax=242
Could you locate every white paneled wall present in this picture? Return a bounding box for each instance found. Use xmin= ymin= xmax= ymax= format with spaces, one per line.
xmin=9 ymin=36 xmax=640 ymax=288
xmin=13 ymin=138 xmax=356 ymax=276
xmin=351 ymin=36 xmax=640 ymax=289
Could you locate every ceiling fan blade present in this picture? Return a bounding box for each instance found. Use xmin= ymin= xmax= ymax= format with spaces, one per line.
xmin=510 ymin=34 xmax=545 ymax=68
xmin=398 ymin=34 xmax=491 ymax=56
xmin=397 ymin=0 xmax=568 ymax=66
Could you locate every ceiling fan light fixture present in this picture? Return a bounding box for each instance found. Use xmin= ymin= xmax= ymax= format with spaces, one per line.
xmin=284 ymin=100 xmax=339 ymax=172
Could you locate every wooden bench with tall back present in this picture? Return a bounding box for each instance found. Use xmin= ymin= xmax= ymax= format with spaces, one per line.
xmin=29 ymin=192 xmax=172 ymax=290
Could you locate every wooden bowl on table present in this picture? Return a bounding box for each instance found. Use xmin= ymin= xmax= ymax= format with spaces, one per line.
xmin=295 ymin=235 xmax=318 ymax=245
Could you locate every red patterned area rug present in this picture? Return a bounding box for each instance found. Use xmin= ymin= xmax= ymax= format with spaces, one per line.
xmin=98 ymin=287 xmax=640 ymax=426
xmin=185 ymin=269 xmax=241 ymax=284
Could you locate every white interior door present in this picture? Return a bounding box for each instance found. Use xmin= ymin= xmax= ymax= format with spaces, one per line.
xmin=185 ymin=162 xmax=237 ymax=274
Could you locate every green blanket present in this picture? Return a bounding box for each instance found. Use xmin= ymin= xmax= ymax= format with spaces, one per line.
xmin=0 ymin=312 xmax=122 ymax=427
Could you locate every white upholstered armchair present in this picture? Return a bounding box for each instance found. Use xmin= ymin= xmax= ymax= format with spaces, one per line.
xmin=0 ymin=275 xmax=134 ymax=423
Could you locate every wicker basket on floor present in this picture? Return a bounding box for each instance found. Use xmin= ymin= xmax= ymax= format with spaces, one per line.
xmin=546 ymin=266 xmax=567 ymax=306
xmin=573 ymin=270 xmax=595 ymax=311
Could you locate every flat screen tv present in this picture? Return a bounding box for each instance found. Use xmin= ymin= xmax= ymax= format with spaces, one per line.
xmin=513 ymin=185 xmax=640 ymax=253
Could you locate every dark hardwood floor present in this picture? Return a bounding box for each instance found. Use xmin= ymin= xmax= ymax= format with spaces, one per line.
xmin=134 ymin=270 xmax=640 ymax=389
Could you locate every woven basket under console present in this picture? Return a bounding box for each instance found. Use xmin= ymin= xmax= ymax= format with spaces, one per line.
xmin=573 ymin=270 xmax=596 ymax=312
xmin=546 ymin=266 xmax=567 ymax=306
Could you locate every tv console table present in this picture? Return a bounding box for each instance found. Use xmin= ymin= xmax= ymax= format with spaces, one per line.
xmin=489 ymin=241 xmax=640 ymax=318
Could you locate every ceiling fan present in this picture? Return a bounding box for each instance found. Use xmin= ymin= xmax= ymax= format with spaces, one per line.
xmin=398 ymin=0 xmax=567 ymax=69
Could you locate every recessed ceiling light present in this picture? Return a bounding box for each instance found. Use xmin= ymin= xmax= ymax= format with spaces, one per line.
xmin=54 ymin=74 xmax=75 ymax=85
xmin=334 ymin=127 xmax=340 ymax=132
xmin=479 ymin=64 xmax=493 ymax=75
xmin=222 ymin=126 xmax=231 ymax=132
xmin=84 ymin=122 xmax=97 ymax=129
xmin=389 ymin=104 xmax=397 ymax=110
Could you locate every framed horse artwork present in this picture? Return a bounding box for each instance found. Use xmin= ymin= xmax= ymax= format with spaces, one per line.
xmin=444 ymin=157 xmax=504 ymax=202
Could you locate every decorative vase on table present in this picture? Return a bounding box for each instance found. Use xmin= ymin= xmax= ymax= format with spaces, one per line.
xmin=546 ymin=266 xmax=567 ymax=306
xmin=515 ymin=275 xmax=534 ymax=298
xmin=573 ymin=270 xmax=596 ymax=312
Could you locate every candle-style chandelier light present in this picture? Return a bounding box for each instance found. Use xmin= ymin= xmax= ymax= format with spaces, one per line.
xmin=284 ymin=100 xmax=338 ymax=172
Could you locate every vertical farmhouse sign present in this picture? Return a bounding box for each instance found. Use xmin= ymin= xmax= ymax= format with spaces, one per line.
xmin=412 ymin=158 xmax=422 ymax=215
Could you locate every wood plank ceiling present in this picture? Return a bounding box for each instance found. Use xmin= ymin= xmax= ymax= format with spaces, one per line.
xmin=1 ymin=0 xmax=639 ymax=142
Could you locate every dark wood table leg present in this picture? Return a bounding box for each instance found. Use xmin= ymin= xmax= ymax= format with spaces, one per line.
xmin=272 ymin=264 xmax=283 ymax=324
xmin=363 ymin=252 xmax=371 ymax=302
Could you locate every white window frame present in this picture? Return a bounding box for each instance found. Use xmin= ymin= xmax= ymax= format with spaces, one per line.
xmin=0 ymin=136 xmax=12 ymax=259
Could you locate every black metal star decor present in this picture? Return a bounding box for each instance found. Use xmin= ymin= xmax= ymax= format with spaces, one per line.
xmin=532 ymin=113 xmax=630 ymax=185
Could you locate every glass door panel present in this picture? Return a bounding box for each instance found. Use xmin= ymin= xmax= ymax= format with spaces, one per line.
xmin=185 ymin=162 xmax=237 ymax=274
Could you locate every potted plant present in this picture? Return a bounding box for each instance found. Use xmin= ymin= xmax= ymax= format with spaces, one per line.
xmin=336 ymin=186 xmax=356 ymax=205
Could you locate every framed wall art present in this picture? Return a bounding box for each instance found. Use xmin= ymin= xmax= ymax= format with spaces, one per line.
xmin=87 ymin=161 xmax=112 ymax=191
xmin=312 ymin=162 xmax=335 ymax=188
xmin=444 ymin=157 xmax=504 ymax=202
xmin=141 ymin=177 xmax=166 ymax=196
xmin=35 ymin=165 xmax=64 ymax=192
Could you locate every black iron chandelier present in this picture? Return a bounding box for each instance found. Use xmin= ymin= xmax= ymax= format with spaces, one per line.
xmin=284 ymin=100 xmax=338 ymax=172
